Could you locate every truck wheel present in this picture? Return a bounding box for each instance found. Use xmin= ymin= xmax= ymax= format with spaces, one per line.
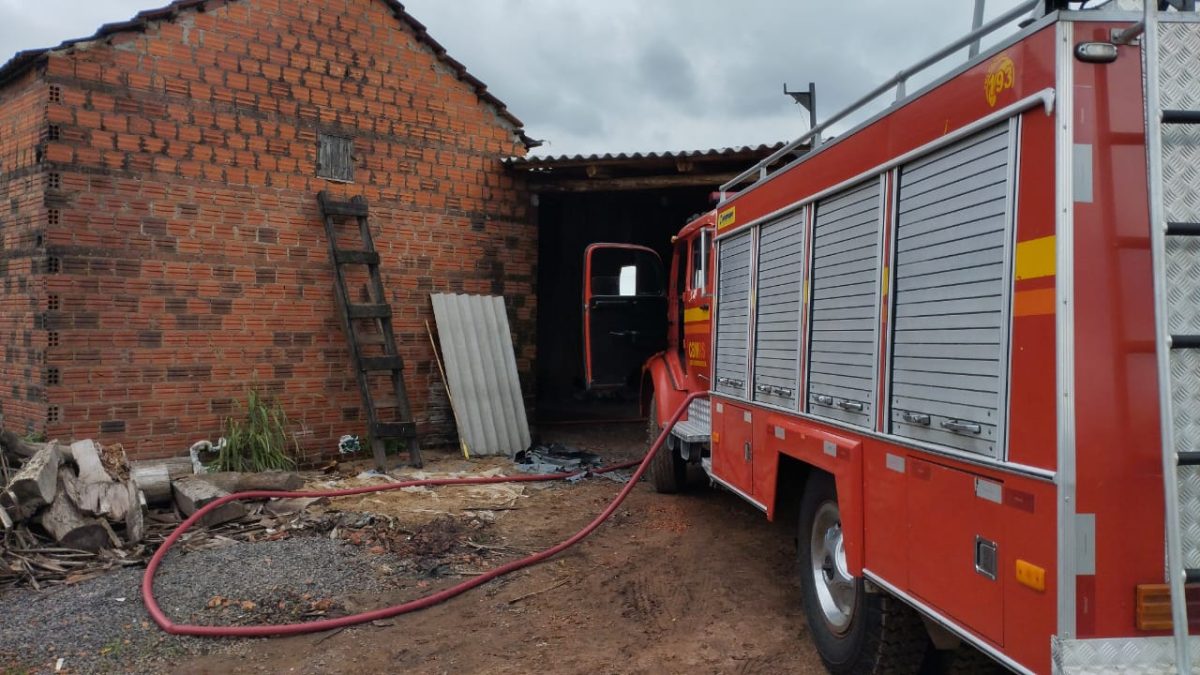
xmin=941 ymin=643 xmax=1005 ymax=674
xmin=798 ymin=473 xmax=927 ymax=675
xmin=647 ymin=394 xmax=686 ymax=493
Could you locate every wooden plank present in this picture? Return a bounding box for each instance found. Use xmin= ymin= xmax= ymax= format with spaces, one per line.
xmin=334 ymin=250 xmax=380 ymax=265
xmin=317 ymin=197 xmax=368 ymax=217
xmin=347 ymin=303 xmax=391 ymax=319
xmin=372 ymin=421 xmax=416 ymax=438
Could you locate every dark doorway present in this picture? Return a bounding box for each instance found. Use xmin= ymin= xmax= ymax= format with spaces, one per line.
xmin=509 ymin=142 xmax=789 ymax=423
xmin=534 ymin=188 xmax=708 ymax=421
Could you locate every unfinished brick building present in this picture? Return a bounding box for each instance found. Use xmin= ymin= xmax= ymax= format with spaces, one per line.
xmin=0 ymin=0 xmax=535 ymax=460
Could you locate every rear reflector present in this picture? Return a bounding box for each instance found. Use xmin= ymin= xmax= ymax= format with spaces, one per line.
xmin=1135 ymin=584 xmax=1200 ymax=631
xmin=1137 ymin=585 xmax=1173 ymax=631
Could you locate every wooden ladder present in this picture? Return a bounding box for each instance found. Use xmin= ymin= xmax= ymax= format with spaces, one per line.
xmin=317 ymin=191 xmax=422 ymax=470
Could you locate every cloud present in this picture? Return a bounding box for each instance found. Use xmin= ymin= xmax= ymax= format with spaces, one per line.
xmin=636 ymin=41 xmax=698 ymax=107
xmin=0 ymin=0 xmax=1036 ymax=155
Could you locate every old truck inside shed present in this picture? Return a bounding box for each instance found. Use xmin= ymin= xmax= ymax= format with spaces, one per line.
xmin=618 ymin=1 xmax=1200 ymax=673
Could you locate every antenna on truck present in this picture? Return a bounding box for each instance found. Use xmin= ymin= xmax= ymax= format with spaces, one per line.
xmin=783 ymin=81 xmax=818 ymax=144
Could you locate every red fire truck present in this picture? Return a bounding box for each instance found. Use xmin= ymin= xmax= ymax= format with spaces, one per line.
xmin=587 ymin=1 xmax=1200 ymax=673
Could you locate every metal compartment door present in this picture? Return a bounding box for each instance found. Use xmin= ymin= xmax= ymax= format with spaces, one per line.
xmin=889 ymin=123 xmax=1014 ymax=457
xmin=715 ymin=231 xmax=754 ymax=398
xmin=807 ymin=179 xmax=882 ymax=427
xmin=753 ymin=208 xmax=806 ymax=409
xmin=712 ymin=401 xmax=754 ymax=496
xmin=906 ymin=459 xmax=1004 ymax=645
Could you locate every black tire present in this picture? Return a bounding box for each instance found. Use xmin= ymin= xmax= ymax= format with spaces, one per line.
xmin=797 ymin=472 xmax=928 ymax=675
xmin=940 ymin=643 xmax=1006 ymax=675
xmin=647 ymin=394 xmax=686 ymax=493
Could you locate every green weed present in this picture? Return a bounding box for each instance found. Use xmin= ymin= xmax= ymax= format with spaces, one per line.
xmin=210 ymin=389 xmax=297 ymax=472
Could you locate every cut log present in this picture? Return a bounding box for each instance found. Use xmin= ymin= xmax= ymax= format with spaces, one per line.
xmin=39 ymin=468 xmax=109 ymax=551
xmin=129 ymin=456 xmax=196 ymax=482
xmin=198 ymin=471 xmax=305 ymax=493
xmin=64 ymin=440 xmax=112 ymax=483
xmin=97 ymin=442 xmax=130 ymax=481
xmin=62 ymin=473 xmax=134 ymax=523
xmin=7 ymin=442 xmax=61 ymax=510
xmin=123 ymin=480 xmax=145 ymax=544
xmin=130 ymin=465 xmax=171 ymax=506
xmin=173 ymin=478 xmax=247 ymax=528
xmin=61 ymin=440 xmax=134 ymax=522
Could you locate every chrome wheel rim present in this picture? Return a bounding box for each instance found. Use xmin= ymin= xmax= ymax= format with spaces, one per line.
xmin=809 ymin=500 xmax=855 ymax=634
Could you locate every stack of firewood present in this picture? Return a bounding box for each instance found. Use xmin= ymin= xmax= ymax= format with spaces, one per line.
xmin=1 ymin=432 xmax=145 ymax=550
xmin=1 ymin=431 xmax=310 ymax=589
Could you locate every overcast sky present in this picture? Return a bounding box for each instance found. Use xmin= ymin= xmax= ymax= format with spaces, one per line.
xmin=0 ymin=0 xmax=1034 ymax=157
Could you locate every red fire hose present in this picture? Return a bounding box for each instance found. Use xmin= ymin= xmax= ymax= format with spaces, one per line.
xmin=142 ymin=393 xmax=703 ymax=637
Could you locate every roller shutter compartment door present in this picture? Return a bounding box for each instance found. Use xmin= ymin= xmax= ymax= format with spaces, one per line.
xmin=715 ymin=230 xmax=753 ymax=398
xmin=890 ymin=123 xmax=1012 ymax=457
xmin=753 ymin=209 xmax=805 ymax=408
xmin=807 ymin=180 xmax=881 ymax=427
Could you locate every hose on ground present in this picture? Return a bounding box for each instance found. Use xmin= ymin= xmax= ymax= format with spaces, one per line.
xmin=142 ymin=392 xmax=703 ymax=637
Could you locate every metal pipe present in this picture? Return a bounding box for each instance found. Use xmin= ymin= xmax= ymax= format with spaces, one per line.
xmin=721 ymin=0 xmax=1040 ymax=195
xmin=970 ymin=0 xmax=988 ymax=57
xmin=1113 ymin=20 xmax=1146 ymax=44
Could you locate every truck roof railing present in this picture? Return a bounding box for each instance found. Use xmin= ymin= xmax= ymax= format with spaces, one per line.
xmin=719 ymin=0 xmax=1041 ymax=199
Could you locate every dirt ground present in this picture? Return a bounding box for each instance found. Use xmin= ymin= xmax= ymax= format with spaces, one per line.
xmin=163 ymin=423 xmax=825 ymax=675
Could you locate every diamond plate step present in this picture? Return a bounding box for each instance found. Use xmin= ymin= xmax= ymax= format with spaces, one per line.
xmin=1054 ymin=635 xmax=1200 ymax=675
xmin=670 ymin=397 xmax=711 ymax=443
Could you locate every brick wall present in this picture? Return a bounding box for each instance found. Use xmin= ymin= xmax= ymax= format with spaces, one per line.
xmin=0 ymin=68 xmax=49 ymax=436
xmin=22 ymin=0 xmax=535 ymax=460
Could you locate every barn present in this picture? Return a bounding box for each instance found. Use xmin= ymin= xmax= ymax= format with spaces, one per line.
xmin=0 ymin=0 xmax=536 ymax=461
xmin=0 ymin=0 xmax=779 ymax=462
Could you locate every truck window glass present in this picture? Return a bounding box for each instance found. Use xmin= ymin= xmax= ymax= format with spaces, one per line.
xmin=590 ymin=249 xmax=664 ymax=297
xmin=618 ymin=265 xmax=637 ymax=296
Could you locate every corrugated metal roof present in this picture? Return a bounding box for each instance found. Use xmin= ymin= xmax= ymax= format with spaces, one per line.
xmin=508 ymin=143 xmax=788 ymax=168
xmin=430 ymin=293 xmax=531 ymax=457
xmin=0 ymin=0 xmax=532 ymax=145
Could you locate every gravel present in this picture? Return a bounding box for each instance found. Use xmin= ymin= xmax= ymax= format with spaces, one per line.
xmin=0 ymin=537 xmax=404 ymax=674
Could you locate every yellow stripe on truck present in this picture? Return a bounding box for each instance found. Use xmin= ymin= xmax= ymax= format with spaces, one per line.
xmin=684 ymin=307 xmax=711 ymax=323
xmin=1015 ymin=235 xmax=1055 ymax=280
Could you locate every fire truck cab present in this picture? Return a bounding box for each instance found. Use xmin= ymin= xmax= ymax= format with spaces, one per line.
xmin=630 ymin=1 xmax=1200 ymax=674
